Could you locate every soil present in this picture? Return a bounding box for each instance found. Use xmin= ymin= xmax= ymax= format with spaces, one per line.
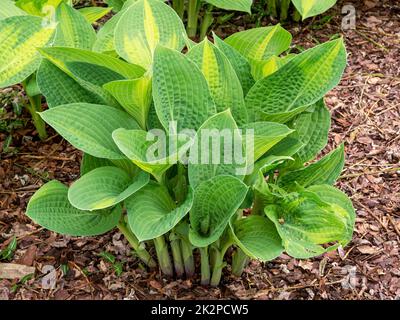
xmin=0 ymin=0 xmax=399 ymax=300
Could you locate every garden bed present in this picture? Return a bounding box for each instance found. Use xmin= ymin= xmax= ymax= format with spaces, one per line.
xmin=0 ymin=0 xmax=399 ymax=300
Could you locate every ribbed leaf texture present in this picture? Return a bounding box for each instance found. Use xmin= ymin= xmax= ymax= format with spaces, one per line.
xmin=0 ymin=16 xmax=55 ymax=88
xmin=26 ymin=180 xmax=121 ymax=236
xmin=231 ymin=216 xmax=284 ymax=261
xmin=189 ymin=175 xmax=248 ymax=247
xmin=292 ymin=0 xmax=337 ymax=20
xmin=126 ymin=182 xmax=194 ymax=241
xmin=68 ymin=166 xmax=149 ymax=211
xmin=40 ymin=103 xmax=140 ymax=159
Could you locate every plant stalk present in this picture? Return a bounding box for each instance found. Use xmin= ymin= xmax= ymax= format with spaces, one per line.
xmin=187 ymin=0 xmax=200 ymax=38
xmin=180 ymin=239 xmax=195 ymax=278
xmin=199 ymin=5 xmax=214 ymax=40
xmin=293 ymin=7 xmax=301 ymax=22
xmin=154 ymin=235 xmax=174 ymax=277
xmin=199 ymin=247 xmax=210 ymax=286
xmin=231 ymin=248 xmax=249 ymax=277
xmin=172 ymin=0 xmax=185 ymax=19
xmin=267 ymin=0 xmax=278 ymax=18
xmin=117 ymin=221 xmax=156 ymax=268
xmin=170 ymin=233 xmax=185 ymax=278
xmin=22 ymin=81 xmax=47 ymax=140
xmin=210 ymin=241 xmax=231 ymax=287
xmin=280 ymin=0 xmax=291 ymax=21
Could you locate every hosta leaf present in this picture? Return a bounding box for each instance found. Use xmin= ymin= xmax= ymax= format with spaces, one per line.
xmin=203 ymin=0 xmax=252 ymax=13
xmin=249 ymin=54 xmax=295 ymax=80
xmin=78 ymin=7 xmax=113 ymax=23
xmin=0 ymin=16 xmax=55 ymax=88
xmin=37 ymin=59 xmax=104 ymax=108
xmin=0 ymin=0 xmax=26 ymax=20
xmin=54 ymin=3 xmax=96 ymax=50
xmin=93 ymin=10 xmax=123 ymax=53
xmin=68 ymin=167 xmax=149 ymax=210
xmin=152 ymin=46 xmax=216 ymax=134
xmin=242 ymin=122 xmax=293 ymax=163
xmin=263 ymin=132 xmax=303 ymax=158
xmin=307 ymin=185 xmax=355 ymax=244
xmin=189 ymin=175 xmax=248 ymax=247
xmin=278 ymin=144 xmax=345 ymax=190
xmin=105 ymin=0 xmax=128 ymax=12
xmin=291 ymin=99 xmax=331 ymax=166
xmin=39 ymin=47 xmax=145 ymax=79
xmin=224 ymin=25 xmax=292 ymax=61
xmin=188 ymin=110 xmax=246 ymax=188
xmin=40 ymin=103 xmax=140 ymax=159
xmin=213 ymin=33 xmax=254 ymax=95
xmin=265 ymin=189 xmax=348 ymax=258
xmin=245 ymin=38 xmax=347 ymax=122
xmin=187 ymin=39 xmax=248 ymax=125
xmin=244 ymin=155 xmax=293 ymax=186
xmin=231 ymin=216 xmax=283 ymax=261
xmin=80 ymin=153 xmax=114 ymax=176
xmin=115 ymin=0 xmax=186 ymax=68
xmin=126 ymin=182 xmax=194 ymax=241
xmin=65 ymin=61 xmax=125 ymax=107
xmin=104 ymin=75 xmax=152 ymax=129
xmin=15 ymin=0 xmax=63 ymax=16
xmin=26 ymin=180 xmax=121 ymax=236
xmin=292 ymin=0 xmax=337 ymax=20
xmin=112 ymin=128 xmax=192 ymax=181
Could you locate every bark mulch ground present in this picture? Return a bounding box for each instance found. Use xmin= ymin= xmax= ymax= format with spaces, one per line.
xmin=0 ymin=0 xmax=399 ymax=300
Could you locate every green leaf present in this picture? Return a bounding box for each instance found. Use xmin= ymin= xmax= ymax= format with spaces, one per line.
xmin=37 ymin=59 xmax=104 ymax=108
xmin=278 ymin=144 xmax=345 ymax=190
xmin=307 ymin=184 xmax=355 ymax=245
xmin=80 ymin=153 xmax=114 ymax=176
xmin=188 ymin=110 xmax=246 ymax=189
xmin=265 ymin=188 xmax=349 ymax=258
xmin=38 ymin=46 xmax=145 ymax=80
xmin=104 ymin=75 xmax=152 ymax=130
xmin=64 ymin=61 xmax=125 ymax=107
xmin=249 ymin=54 xmax=295 ymax=80
xmin=263 ymin=132 xmax=304 ymax=158
xmin=93 ymin=10 xmax=124 ymax=53
xmin=114 ymin=0 xmax=187 ymax=68
xmin=189 ymin=175 xmax=248 ymax=247
xmin=224 ymin=25 xmax=292 ymax=61
xmin=112 ymin=128 xmax=191 ymax=181
xmin=244 ymin=155 xmax=293 ymax=186
xmin=187 ymin=39 xmax=248 ymax=125
xmin=231 ymin=216 xmax=283 ymax=261
xmin=105 ymin=0 xmax=127 ymax=12
xmin=152 ymin=46 xmax=216 ymax=134
xmin=242 ymin=121 xmax=294 ymax=163
xmin=15 ymin=0 xmax=63 ymax=16
xmin=203 ymin=0 xmax=252 ymax=13
xmin=68 ymin=166 xmax=149 ymax=210
xmin=0 ymin=16 xmax=55 ymax=88
xmin=213 ymin=33 xmax=254 ymax=96
xmin=54 ymin=3 xmax=96 ymax=50
xmin=78 ymin=7 xmax=113 ymax=24
xmin=291 ymin=99 xmax=331 ymax=166
xmin=26 ymin=180 xmax=121 ymax=236
xmin=126 ymin=182 xmax=194 ymax=241
xmin=292 ymin=0 xmax=337 ymax=20
xmin=0 ymin=0 xmax=26 ymax=20
xmin=40 ymin=103 xmax=140 ymax=159
xmin=245 ymin=38 xmax=347 ymax=122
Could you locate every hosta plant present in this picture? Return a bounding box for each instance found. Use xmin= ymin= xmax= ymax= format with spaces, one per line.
xmin=0 ymin=0 xmax=112 ymax=139
xmin=24 ymin=0 xmax=354 ymax=286
xmin=264 ymin=0 xmax=338 ymax=21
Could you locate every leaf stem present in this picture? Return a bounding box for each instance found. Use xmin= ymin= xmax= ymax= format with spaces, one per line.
xmin=187 ymin=0 xmax=201 ymax=38
xmin=180 ymin=238 xmax=195 ymax=278
xmin=199 ymin=5 xmax=214 ymax=40
xmin=154 ymin=235 xmax=174 ymax=277
xmin=199 ymin=247 xmax=210 ymax=286
xmin=172 ymin=0 xmax=185 ymax=19
xmin=280 ymin=0 xmax=291 ymax=21
xmin=231 ymin=248 xmax=249 ymax=277
xmin=170 ymin=232 xmax=185 ymax=278
xmin=117 ymin=221 xmax=156 ymax=268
